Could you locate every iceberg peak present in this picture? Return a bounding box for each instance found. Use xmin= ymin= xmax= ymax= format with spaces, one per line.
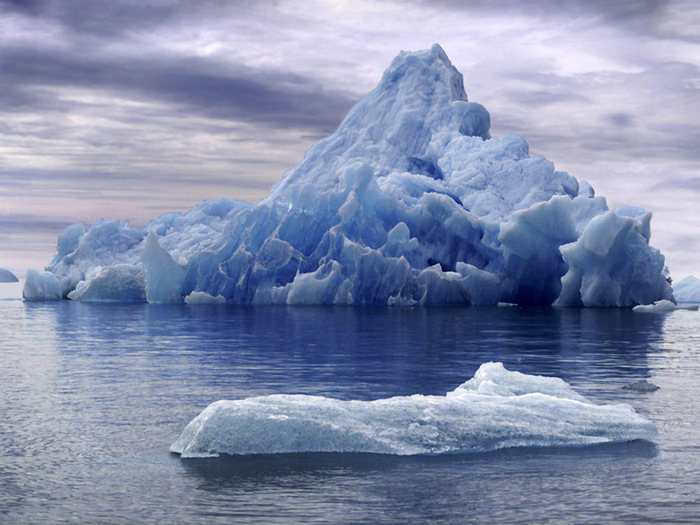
xmin=379 ymin=43 xmax=469 ymax=104
xmin=33 ymin=46 xmax=674 ymax=307
xmin=270 ymin=45 xmax=490 ymax=200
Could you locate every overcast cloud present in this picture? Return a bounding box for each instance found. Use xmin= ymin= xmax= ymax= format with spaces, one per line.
xmin=0 ymin=0 xmax=698 ymax=278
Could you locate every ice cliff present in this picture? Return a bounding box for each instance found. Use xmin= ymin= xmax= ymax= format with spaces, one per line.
xmin=27 ymin=45 xmax=673 ymax=306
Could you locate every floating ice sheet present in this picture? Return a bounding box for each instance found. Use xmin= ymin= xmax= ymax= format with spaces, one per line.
xmin=170 ymin=362 xmax=656 ymax=458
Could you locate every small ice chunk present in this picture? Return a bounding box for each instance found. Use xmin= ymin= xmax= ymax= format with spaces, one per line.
xmin=184 ymin=291 xmax=227 ymax=305
xmin=623 ymin=380 xmax=660 ymax=392
xmin=633 ymin=299 xmax=678 ymax=313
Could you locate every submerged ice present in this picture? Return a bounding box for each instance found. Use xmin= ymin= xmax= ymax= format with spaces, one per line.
xmin=170 ymin=362 xmax=657 ymax=458
xmin=29 ymin=45 xmax=673 ymax=306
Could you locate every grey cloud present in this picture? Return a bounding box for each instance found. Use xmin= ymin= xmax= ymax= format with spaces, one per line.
xmin=432 ymin=0 xmax=668 ymax=18
xmin=0 ymin=46 xmax=356 ymax=134
xmin=489 ymin=57 xmax=700 ymax=164
xmin=668 ymin=233 xmax=700 ymax=251
xmin=527 ymin=127 xmax=700 ymax=163
xmin=500 ymin=88 xmax=591 ymax=107
xmin=394 ymin=0 xmax=670 ymax=33
xmin=2 ymin=0 xmax=245 ymax=37
xmin=0 ymin=0 xmax=44 ymax=15
xmin=649 ymin=177 xmax=700 ymax=193
xmin=0 ymin=213 xmax=78 ymax=234
xmin=605 ymin=113 xmax=635 ymax=128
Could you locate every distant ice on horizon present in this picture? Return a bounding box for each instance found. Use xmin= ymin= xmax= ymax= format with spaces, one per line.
xmin=0 ymin=267 xmax=18 ymax=283
xmin=25 ymin=45 xmax=673 ymax=307
xmin=673 ymin=276 xmax=700 ymax=303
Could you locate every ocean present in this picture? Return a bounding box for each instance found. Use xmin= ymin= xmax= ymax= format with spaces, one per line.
xmin=1 ymin=281 xmax=699 ymax=523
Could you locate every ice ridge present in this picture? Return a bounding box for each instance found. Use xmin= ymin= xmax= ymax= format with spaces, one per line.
xmin=28 ymin=45 xmax=674 ymax=306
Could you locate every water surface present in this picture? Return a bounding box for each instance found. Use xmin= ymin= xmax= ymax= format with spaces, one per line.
xmin=1 ymin=282 xmax=699 ymax=523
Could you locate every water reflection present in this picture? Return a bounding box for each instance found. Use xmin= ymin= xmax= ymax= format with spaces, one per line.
xmin=177 ymin=441 xmax=658 ymax=486
xmin=23 ymin=302 xmax=669 ymax=400
xmin=174 ymin=442 xmax=659 ymax=524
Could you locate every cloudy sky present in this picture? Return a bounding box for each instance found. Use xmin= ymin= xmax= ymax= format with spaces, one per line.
xmin=1 ymin=0 xmax=699 ymax=280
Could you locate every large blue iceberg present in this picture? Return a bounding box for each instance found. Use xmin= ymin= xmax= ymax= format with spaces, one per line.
xmin=170 ymin=362 xmax=657 ymax=457
xmin=27 ymin=45 xmax=673 ymax=306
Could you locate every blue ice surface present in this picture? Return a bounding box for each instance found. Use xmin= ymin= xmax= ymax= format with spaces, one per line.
xmin=27 ymin=45 xmax=673 ymax=307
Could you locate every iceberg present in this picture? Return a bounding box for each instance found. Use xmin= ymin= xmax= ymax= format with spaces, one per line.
xmin=0 ymin=267 xmax=18 ymax=283
xmin=673 ymin=275 xmax=700 ymax=303
xmin=37 ymin=45 xmax=673 ymax=306
xmin=170 ymin=362 xmax=657 ymax=458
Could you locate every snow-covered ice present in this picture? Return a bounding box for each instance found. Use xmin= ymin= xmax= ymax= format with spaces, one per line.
xmin=170 ymin=362 xmax=657 ymax=458
xmin=673 ymin=276 xmax=700 ymax=303
xmin=0 ymin=267 xmax=18 ymax=283
xmin=35 ymin=45 xmax=673 ymax=307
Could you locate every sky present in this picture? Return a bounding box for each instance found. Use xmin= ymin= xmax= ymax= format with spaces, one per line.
xmin=1 ymin=0 xmax=699 ymax=280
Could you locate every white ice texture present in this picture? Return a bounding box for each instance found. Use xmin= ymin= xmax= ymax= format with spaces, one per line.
xmin=38 ymin=45 xmax=673 ymax=306
xmin=170 ymin=362 xmax=657 ymax=458
xmin=673 ymin=275 xmax=700 ymax=303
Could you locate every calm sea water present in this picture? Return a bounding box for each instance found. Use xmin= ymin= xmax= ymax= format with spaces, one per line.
xmin=1 ymin=281 xmax=699 ymax=524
